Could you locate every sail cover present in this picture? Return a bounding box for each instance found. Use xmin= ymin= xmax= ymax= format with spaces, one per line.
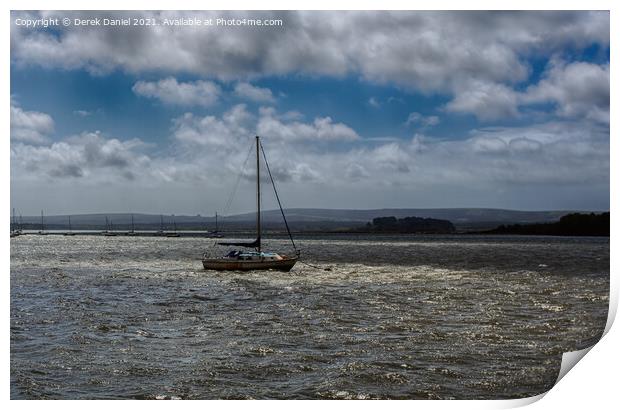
xmin=217 ymin=238 xmax=261 ymax=248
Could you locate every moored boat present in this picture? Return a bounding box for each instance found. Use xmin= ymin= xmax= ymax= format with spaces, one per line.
xmin=202 ymin=136 xmax=299 ymax=272
xmin=202 ymin=250 xmax=298 ymax=271
xmin=38 ymin=210 xmax=48 ymax=235
xmin=10 ymin=208 xmax=21 ymax=237
xmin=166 ymin=216 xmax=180 ymax=237
xmin=206 ymin=212 xmax=223 ymax=238
xmin=63 ymin=215 xmax=76 ymax=236
xmin=126 ymin=214 xmax=138 ymax=236
xmin=101 ymin=216 xmax=117 ymax=236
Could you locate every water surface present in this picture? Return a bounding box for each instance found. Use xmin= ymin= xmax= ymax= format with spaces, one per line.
xmin=10 ymin=234 xmax=609 ymax=399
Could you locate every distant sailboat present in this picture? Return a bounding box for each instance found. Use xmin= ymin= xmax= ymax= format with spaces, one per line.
xmin=157 ymin=215 xmax=165 ymax=236
xmin=202 ymin=136 xmax=299 ymax=271
xmin=127 ymin=214 xmax=138 ymax=236
xmin=102 ymin=216 xmax=117 ymax=236
xmin=166 ymin=215 xmax=180 ymax=237
xmin=10 ymin=208 xmax=21 ymax=237
xmin=108 ymin=219 xmax=118 ymax=236
xmin=63 ymin=215 xmax=76 ymax=236
xmin=207 ymin=212 xmax=224 ymax=238
xmin=101 ymin=216 xmax=109 ymax=235
xmin=38 ymin=210 xmax=48 ymax=235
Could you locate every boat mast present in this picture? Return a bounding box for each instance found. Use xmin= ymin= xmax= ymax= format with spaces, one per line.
xmin=131 ymin=214 xmax=135 ymax=233
xmin=68 ymin=215 xmax=72 ymax=232
xmin=215 ymin=212 xmax=218 ymax=232
xmin=256 ymin=135 xmax=261 ymax=253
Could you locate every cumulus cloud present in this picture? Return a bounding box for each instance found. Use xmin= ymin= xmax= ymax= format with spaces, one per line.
xmin=443 ymin=59 xmax=610 ymax=123
xmin=132 ymin=77 xmax=221 ymax=106
xmin=164 ymin=105 xmax=607 ymax=192
xmin=148 ymin=105 xmax=342 ymax=185
xmin=10 ymin=11 xmax=609 ymax=124
xmin=11 ymin=11 xmax=608 ymax=91
xmin=470 ymin=136 xmax=509 ymax=154
xmin=405 ymin=112 xmax=440 ymax=127
xmin=257 ymin=109 xmax=360 ymax=142
xmin=10 ymin=102 xmax=54 ymax=144
xmin=9 ymin=10 xmax=610 ymax=212
xmin=12 ymin=131 xmax=151 ymax=181
xmin=168 ymin=104 xmax=360 ymax=168
xmin=10 ymin=102 xmax=609 ymax=212
xmin=400 ymin=122 xmax=606 ymax=187
xmin=445 ymin=81 xmax=521 ymax=121
xmin=15 ymin=104 xmax=604 ymax=190
xmin=508 ymin=137 xmax=543 ymax=153
xmin=171 ymin=104 xmax=253 ymax=148
xmin=522 ymin=60 xmax=609 ymax=123
xmin=234 ymin=82 xmax=276 ymax=103
xmin=345 ymin=163 xmax=370 ymax=180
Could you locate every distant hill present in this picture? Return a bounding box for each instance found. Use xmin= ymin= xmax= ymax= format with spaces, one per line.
xmin=484 ymin=212 xmax=610 ymax=236
xmin=220 ymin=208 xmax=576 ymax=231
xmin=13 ymin=207 xmax=589 ymax=231
xmin=227 ymin=207 xmax=573 ymax=223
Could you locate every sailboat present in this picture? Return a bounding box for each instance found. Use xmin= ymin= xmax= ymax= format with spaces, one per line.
xmin=202 ymin=136 xmax=299 ymax=272
xmin=206 ymin=212 xmax=224 ymax=238
xmin=166 ymin=215 xmax=180 ymax=237
xmin=157 ymin=215 xmax=165 ymax=236
xmin=10 ymin=208 xmax=20 ymax=237
xmin=38 ymin=210 xmax=48 ymax=235
xmin=63 ymin=215 xmax=76 ymax=236
xmin=127 ymin=214 xmax=138 ymax=236
xmin=102 ymin=216 xmax=117 ymax=236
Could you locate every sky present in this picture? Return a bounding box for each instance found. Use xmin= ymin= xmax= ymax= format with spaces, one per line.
xmin=9 ymin=10 xmax=610 ymax=216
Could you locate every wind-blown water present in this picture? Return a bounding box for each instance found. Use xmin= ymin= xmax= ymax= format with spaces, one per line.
xmin=11 ymin=234 xmax=608 ymax=399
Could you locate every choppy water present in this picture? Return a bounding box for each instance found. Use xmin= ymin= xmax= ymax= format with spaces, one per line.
xmin=11 ymin=234 xmax=609 ymax=399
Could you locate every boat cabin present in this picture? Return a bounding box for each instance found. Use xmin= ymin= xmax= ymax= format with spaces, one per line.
xmin=224 ymin=250 xmax=284 ymax=261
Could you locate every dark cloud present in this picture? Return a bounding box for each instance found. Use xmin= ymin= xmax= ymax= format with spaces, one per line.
xmin=522 ymin=60 xmax=609 ymax=123
xmin=12 ymin=11 xmax=608 ymax=89
xmin=11 ymin=11 xmax=608 ymax=123
xmin=49 ymin=164 xmax=84 ymax=178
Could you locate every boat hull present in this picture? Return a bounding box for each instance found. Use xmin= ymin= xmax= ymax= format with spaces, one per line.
xmin=202 ymin=257 xmax=298 ymax=272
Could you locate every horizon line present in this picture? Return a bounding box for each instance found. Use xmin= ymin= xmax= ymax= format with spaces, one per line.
xmin=9 ymin=206 xmax=610 ymax=218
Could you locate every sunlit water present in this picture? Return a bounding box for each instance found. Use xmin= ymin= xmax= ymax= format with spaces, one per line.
xmin=10 ymin=234 xmax=609 ymax=399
